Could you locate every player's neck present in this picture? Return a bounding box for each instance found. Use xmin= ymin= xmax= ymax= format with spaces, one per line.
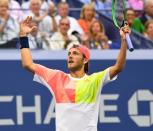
xmin=70 ymin=70 xmax=86 ymax=78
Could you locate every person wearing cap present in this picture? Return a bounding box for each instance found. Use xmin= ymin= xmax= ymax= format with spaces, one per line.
xmin=19 ymin=16 xmax=130 ymax=131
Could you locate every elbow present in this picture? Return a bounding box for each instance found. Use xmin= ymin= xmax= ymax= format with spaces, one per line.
xmin=116 ymin=61 xmax=126 ymax=72
xmin=115 ymin=64 xmax=125 ymax=74
xmin=116 ymin=68 xmax=123 ymax=74
xmin=118 ymin=65 xmax=125 ymax=73
xmin=22 ymin=63 xmax=31 ymax=70
xmin=22 ymin=62 xmax=35 ymax=73
xmin=22 ymin=63 xmax=34 ymax=73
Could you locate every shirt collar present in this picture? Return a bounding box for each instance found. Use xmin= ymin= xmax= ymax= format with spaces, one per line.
xmin=68 ymin=74 xmax=88 ymax=81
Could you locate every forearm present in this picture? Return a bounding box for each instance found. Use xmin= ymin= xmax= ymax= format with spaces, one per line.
xmin=20 ymin=37 xmax=36 ymax=73
xmin=109 ymin=38 xmax=127 ymax=79
xmin=109 ymin=24 xmax=130 ymax=79
xmin=115 ymin=38 xmax=127 ymax=71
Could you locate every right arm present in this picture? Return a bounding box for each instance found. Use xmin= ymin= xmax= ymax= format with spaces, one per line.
xmin=20 ymin=48 xmax=36 ymax=73
xmin=20 ymin=16 xmax=37 ymax=73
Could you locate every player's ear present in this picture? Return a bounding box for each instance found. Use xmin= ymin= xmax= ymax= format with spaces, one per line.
xmin=83 ymin=57 xmax=88 ymax=64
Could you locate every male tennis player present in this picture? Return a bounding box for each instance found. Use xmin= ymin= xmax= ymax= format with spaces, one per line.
xmin=19 ymin=16 xmax=130 ymax=131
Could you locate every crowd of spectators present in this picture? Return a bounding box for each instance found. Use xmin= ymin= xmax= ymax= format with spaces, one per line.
xmin=0 ymin=0 xmax=153 ymax=50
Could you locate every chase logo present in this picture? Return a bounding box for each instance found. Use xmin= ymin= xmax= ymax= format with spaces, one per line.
xmin=128 ymin=90 xmax=153 ymax=127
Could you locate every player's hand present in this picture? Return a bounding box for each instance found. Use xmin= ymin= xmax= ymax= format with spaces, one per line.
xmin=120 ymin=23 xmax=131 ymax=40
xmin=20 ymin=16 xmax=37 ymax=37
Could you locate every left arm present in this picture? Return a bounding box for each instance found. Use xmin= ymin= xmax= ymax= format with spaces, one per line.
xmin=109 ymin=25 xmax=131 ymax=79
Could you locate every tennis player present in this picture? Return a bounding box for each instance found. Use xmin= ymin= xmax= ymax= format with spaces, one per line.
xmin=19 ymin=16 xmax=131 ymax=131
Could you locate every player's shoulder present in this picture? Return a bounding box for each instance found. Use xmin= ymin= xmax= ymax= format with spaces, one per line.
xmin=89 ymin=68 xmax=109 ymax=78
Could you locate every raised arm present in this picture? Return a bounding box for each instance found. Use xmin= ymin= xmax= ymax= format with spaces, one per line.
xmin=20 ymin=16 xmax=37 ymax=73
xmin=109 ymin=24 xmax=131 ymax=79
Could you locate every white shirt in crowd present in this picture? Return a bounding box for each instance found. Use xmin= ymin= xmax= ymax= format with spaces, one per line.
xmin=0 ymin=16 xmax=19 ymax=45
xmin=55 ymin=15 xmax=84 ymax=35
xmin=49 ymin=31 xmax=80 ymax=50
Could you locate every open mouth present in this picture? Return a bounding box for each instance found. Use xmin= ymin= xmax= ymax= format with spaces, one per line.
xmin=68 ymin=60 xmax=74 ymax=63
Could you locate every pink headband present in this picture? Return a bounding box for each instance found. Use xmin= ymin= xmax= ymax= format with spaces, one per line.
xmin=77 ymin=45 xmax=90 ymax=61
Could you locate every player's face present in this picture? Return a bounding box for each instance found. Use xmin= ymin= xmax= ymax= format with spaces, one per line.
xmin=67 ymin=48 xmax=85 ymax=72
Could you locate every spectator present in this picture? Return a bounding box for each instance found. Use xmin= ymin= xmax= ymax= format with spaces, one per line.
xmin=21 ymin=0 xmax=33 ymax=15
xmin=0 ymin=0 xmax=19 ymax=48
xmin=78 ymin=0 xmax=113 ymax=18
xmin=21 ymin=0 xmax=49 ymax=15
xmin=28 ymin=0 xmax=48 ymax=22
xmin=144 ymin=19 xmax=153 ymax=41
xmin=9 ymin=0 xmax=24 ymax=22
xmin=126 ymin=8 xmax=144 ymax=33
xmin=27 ymin=0 xmax=56 ymax=37
xmin=139 ymin=0 xmax=153 ymax=25
xmin=55 ymin=1 xmax=84 ymax=35
xmin=28 ymin=20 xmax=51 ymax=49
xmin=49 ymin=18 xmax=80 ymax=50
xmin=40 ymin=0 xmax=49 ymax=13
xmin=78 ymin=3 xmax=97 ymax=34
xmin=89 ymin=20 xmax=109 ymax=49
xmin=42 ymin=1 xmax=58 ymax=37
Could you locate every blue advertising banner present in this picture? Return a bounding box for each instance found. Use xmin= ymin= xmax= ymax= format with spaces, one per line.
xmin=0 ymin=50 xmax=153 ymax=131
